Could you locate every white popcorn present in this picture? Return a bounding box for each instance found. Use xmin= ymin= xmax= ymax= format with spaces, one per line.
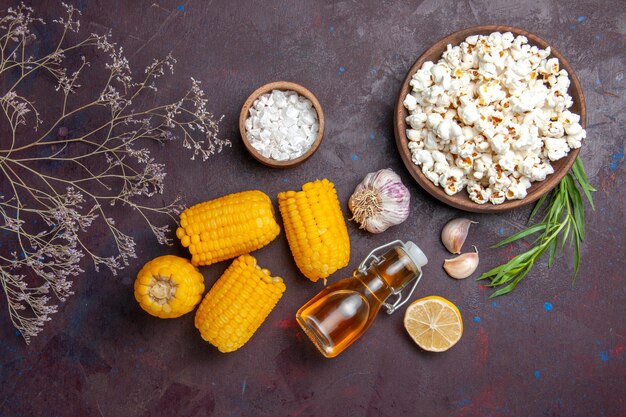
xmin=505 ymin=180 xmax=528 ymax=200
xmin=488 ymin=32 xmax=503 ymax=46
xmin=538 ymin=46 xmax=551 ymax=59
xmin=403 ymin=93 xmax=418 ymax=111
xmin=544 ymin=137 xmax=570 ymax=161
xmin=432 ymin=150 xmax=447 ymax=164
xmin=434 ymin=160 xmax=450 ymax=175
xmin=545 ymin=89 xmax=572 ymax=110
xmin=406 ymin=113 xmax=427 ymax=129
xmin=489 ymin=190 xmax=506 ymax=205
xmin=426 ymin=113 xmax=444 ymax=130
xmin=563 ymin=121 xmax=581 ymax=137
xmin=513 ymin=58 xmax=532 ymax=77
xmin=444 ymin=108 xmax=457 ymax=121
xmin=460 ymin=47 xmax=478 ymax=70
xmin=478 ymin=81 xmax=506 ymax=105
xmin=478 ymin=61 xmax=498 ymax=79
xmin=436 ymin=119 xmax=463 ymax=143
xmin=458 ymin=139 xmax=476 ymax=159
xmin=565 ymin=121 xmax=586 ymax=149
xmin=522 ymin=157 xmax=554 ymax=181
xmin=440 ymin=168 xmax=466 ymax=195
xmin=424 ymin=84 xmax=451 ymax=107
xmin=457 ymin=97 xmax=480 ymax=125
xmin=443 ymin=44 xmax=463 ymax=68
xmin=468 ymin=182 xmax=491 ymax=204
xmin=519 ymin=154 xmax=539 ymax=177
xmin=455 ymin=155 xmax=473 ymax=170
xmin=514 ymin=124 xmax=541 ymax=152
xmin=410 ymin=69 xmax=434 ymax=92
xmin=461 ymin=125 xmax=478 ymax=139
xmin=406 ymin=129 xmax=421 ymax=141
xmin=511 ymin=90 xmax=541 ymax=113
xmin=423 ymin=131 xmax=440 ymax=150
xmin=431 ymin=63 xmax=452 ymax=89
xmin=544 ymin=58 xmax=560 ymax=75
xmin=498 ymin=150 xmax=518 ymax=173
xmin=424 ymin=168 xmax=440 ymax=186
xmin=542 ymin=121 xmax=565 ymax=138
xmin=412 ymin=149 xmax=434 ymax=171
xmin=519 ymin=176 xmax=532 ymax=189
xmin=559 ymin=110 xmax=579 ymax=125
xmin=475 ymin=137 xmax=490 ymax=152
xmin=488 ymin=165 xmax=512 ymax=189
xmin=476 ymin=152 xmax=493 ymax=167
xmin=502 ymin=73 xmax=526 ymax=97
xmin=489 ymin=134 xmax=510 ymax=155
xmin=555 ymin=74 xmax=571 ymax=92
xmin=466 ymin=35 xmax=479 ymax=45
xmin=403 ymin=32 xmax=586 ymax=205
xmin=501 ymin=32 xmax=515 ymax=48
xmin=408 ymin=141 xmax=423 ymax=151
xmin=523 ymin=108 xmax=550 ymax=130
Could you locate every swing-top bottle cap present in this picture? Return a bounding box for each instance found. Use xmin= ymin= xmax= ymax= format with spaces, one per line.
xmin=403 ymin=241 xmax=428 ymax=270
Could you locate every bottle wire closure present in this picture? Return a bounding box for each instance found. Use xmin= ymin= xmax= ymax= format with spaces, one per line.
xmin=357 ymin=240 xmax=425 ymax=315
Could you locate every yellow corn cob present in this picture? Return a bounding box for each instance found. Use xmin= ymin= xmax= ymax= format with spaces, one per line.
xmin=134 ymin=255 xmax=205 ymax=319
xmin=175 ymin=190 xmax=280 ymax=266
xmin=194 ymin=255 xmax=286 ymax=352
xmin=278 ymin=178 xmax=350 ymax=282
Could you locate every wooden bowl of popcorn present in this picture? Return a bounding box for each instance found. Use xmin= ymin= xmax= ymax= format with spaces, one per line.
xmin=239 ymin=81 xmax=325 ymax=168
xmin=394 ymin=25 xmax=586 ymax=213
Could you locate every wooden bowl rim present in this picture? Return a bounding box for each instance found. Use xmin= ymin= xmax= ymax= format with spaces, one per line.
xmin=239 ymin=81 xmax=325 ymax=169
xmin=394 ymin=25 xmax=586 ymax=213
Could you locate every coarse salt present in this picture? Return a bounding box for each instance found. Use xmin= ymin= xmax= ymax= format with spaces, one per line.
xmin=245 ymin=90 xmax=319 ymax=161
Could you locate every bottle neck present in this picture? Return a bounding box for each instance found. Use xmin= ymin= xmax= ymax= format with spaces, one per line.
xmin=373 ymin=247 xmax=419 ymax=293
xmin=355 ymin=246 xmax=419 ymax=303
xmin=354 ymin=270 xmax=393 ymax=304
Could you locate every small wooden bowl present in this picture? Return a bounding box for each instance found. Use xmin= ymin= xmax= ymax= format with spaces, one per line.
xmin=394 ymin=25 xmax=586 ymax=213
xmin=239 ymin=81 xmax=325 ymax=168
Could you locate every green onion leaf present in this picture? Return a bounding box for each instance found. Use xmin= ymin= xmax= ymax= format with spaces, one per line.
xmin=529 ymin=193 xmax=548 ymax=222
xmin=491 ymin=223 xmax=548 ymax=248
xmin=485 ymin=158 xmax=595 ymax=297
xmin=548 ymin=236 xmax=558 ymax=267
xmin=573 ymin=233 xmax=581 ymax=278
xmin=572 ymin=157 xmax=596 ymax=209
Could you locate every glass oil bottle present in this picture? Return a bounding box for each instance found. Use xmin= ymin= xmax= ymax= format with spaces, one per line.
xmin=296 ymin=240 xmax=427 ymax=358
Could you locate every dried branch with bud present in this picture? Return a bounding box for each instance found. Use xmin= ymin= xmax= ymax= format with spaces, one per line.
xmin=0 ymin=3 xmax=229 ymax=342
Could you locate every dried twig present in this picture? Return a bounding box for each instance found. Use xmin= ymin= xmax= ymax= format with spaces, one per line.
xmin=0 ymin=3 xmax=229 ymax=342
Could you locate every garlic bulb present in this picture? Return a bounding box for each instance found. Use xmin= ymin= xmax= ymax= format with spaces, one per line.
xmin=443 ymin=247 xmax=479 ymax=279
xmin=348 ymin=168 xmax=410 ymax=234
xmin=441 ymin=218 xmax=477 ymax=254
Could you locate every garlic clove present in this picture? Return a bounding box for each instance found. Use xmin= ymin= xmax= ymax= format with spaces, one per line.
xmin=441 ymin=218 xmax=477 ymax=254
xmin=443 ymin=247 xmax=479 ymax=279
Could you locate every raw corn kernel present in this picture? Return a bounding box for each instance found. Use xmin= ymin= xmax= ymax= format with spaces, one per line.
xmin=134 ymin=255 xmax=205 ymax=319
xmin=194 ymin=255 xmax=286 ymax=353
xmin=278 ymin=178 xmax=350 ymax=282
xmin=175 ymin=190 xmax=280 ymax=266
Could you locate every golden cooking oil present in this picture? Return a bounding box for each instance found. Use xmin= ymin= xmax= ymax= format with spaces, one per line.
xmin=296 ymin=241 xmax=427 ymax=358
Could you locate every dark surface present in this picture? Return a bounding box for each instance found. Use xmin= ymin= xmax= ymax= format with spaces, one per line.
xmin=1 ymin=1 xmax=624 ymax=416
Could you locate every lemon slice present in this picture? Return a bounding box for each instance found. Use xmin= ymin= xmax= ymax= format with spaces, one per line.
xmin=404 ymin=296 xmax=463 ymax=352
